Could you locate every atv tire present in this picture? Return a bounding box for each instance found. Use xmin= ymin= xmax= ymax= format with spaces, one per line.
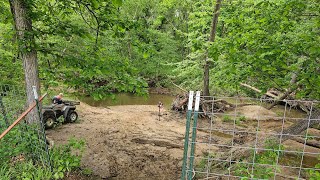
xmin=66 ymin=110 xmax=78 ymax=123
xmin=44 ymin=115 xmax=55 ymax=129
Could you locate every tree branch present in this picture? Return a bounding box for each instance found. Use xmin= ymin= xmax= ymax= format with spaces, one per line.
xmin=78 ymin=1 xmax=100 ymax=47
xmin=239 ymin=83 xmax=278 ymax=98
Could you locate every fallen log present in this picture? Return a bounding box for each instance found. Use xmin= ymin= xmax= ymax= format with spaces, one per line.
xmin=240 ymin=82 xmax=312 ymax=113
xmin=240 ymin=83 xmax=278 ymax=99
xmin=171 ymin=94 xmax=252 ymax=117
xmin=267 ymin=86 xmax=297 ymax=110
xmin=171 ymin=94 xmax=188 ymax=111
xmin=267 ymin=72 xmax=298 ymax=110
xmin=292 ymin=136 xmax=320 ymax=149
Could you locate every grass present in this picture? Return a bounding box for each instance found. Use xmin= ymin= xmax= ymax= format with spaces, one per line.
xmin=222 ymin=115 xmax=247 ymax=125
xmin=222 ymin=115 xmax=232 ymax=122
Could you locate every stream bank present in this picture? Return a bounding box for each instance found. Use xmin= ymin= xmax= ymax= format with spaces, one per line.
xmin=47 ymin=99 xmax=320 ymax=179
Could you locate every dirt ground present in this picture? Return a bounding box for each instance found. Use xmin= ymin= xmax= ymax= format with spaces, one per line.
xmin=47 ymin=103 xmax=194 ymax=179
xmin=46 ymin=103 xmax=320 ymax=179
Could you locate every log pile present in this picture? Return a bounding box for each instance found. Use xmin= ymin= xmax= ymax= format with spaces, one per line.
xmin=171 ymin=94 xmax=232 ymax=118
xmin=171 ymin=94 xmax=188 ymax=112
xmin=171 ymin=94 xmax=251 ymax=117
xmin=240 ymin=83 xmax=313 ymax=113
xmin=171 ymin=83 xmax=314 ymax=115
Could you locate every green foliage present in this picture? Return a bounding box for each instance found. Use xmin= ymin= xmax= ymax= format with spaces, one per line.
xmin=197 ymin=153 xmax=215 ymax=172
xmin=234 ymin=139 xmax=284 ymax=179
xmin=196 ymin=140 xmax=285 ymax=179
xmin=0 ymin=8 xmax=22 ymax=85
xmin=0 ymin=124 xmax=85 ymax=180
xmin=51 ymin=138 xmax=85 ymax=179
xmin=11 ymin=160 xmax=52 ymax=180
xmin=0 ymin=94 xmax=85 ymax=179
xmin=238 ymin=116 xmax=246 ymax=122
xmin=1 ymin=0 xmax=319 ymax=100
xmin=222 ymin=115 xmax=246 ymax=124
xmin=222 ymin=115 xmax=232 ymax=122
xmin=306 ymin=133 xmax=316 ymax=141
xmin=236 ymin=115 xmax=247 ymax=125
xmin=309 ymin=157 xmax=320 ymax=180
xmin=0 ymin=165 xmax=11 ymax=180
xmin=82 ymin=168 xmax=93 ymax=176
xmin=217 ymin=0 xmax=319 ymax=98
xmin=195 ymin=153 xmax=215 ymax=179
xmin=174 ymin=0 xmax=320 ymax=98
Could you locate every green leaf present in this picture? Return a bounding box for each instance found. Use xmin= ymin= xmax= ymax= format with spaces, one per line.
xmin=112 ymin=0 xmax=122 ymax=7
xmin=91 ymin=0 xmax=99 ymax=9
xmin=53 ymin=173 xmax=59 ymax=179
xmin=143 ymin=52 xmax=149 ymax=59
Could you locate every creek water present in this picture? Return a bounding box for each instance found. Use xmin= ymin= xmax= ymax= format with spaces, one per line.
xmin=79 ymin=93 xmax=175 ymax=109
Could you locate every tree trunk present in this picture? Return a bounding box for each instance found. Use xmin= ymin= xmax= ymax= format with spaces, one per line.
xmin=203 ymin=60 xmax=210 ymax=96
xmin=9 ymin=0 xmax=41 ymax=123
xmin=203 ymin=0 xmax=222 ymax=97
xmin=209 ymin=0 xmax=222 ymax=43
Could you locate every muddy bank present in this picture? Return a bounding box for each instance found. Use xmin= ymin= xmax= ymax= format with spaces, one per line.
xmin=46 ymin=103 xmax=190 ymax=179
xmin=46 ymin=102 xmax=320 ymax=179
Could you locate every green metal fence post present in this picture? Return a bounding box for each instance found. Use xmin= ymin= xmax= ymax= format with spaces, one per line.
xmin=187 ymin=91 xmax=200 ymax=180
xmin=181 ymin=91 xmax=194 ymax=180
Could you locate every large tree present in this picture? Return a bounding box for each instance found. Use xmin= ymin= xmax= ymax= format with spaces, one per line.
xmin=203 ymin=0 xmax=222 ymax=96
xmin=9 ymin=0 xmax=41 ymax=123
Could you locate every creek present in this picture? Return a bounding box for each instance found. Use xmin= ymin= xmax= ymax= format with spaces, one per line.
xmin=79 ymin=93 xmax=175 ymax=109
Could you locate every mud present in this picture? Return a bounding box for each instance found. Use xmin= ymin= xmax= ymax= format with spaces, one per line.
xmin=46 ymin=102 xmax=319 ymax=179
xmin=47 ymin=103 xmax=191 ymax=179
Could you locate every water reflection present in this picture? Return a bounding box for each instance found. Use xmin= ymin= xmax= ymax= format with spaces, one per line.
xmin=79 ymin=93 xmax=175 ymax=109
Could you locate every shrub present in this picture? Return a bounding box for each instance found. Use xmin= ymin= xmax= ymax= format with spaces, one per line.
xmin=0 ymin=130 xmax=85 ymax=180
xmin=51 ymin=138 xmax=85 ymax=179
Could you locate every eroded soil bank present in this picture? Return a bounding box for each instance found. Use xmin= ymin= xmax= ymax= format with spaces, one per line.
xmin=47 ymin=102 xmax=320 ymax=179
xmin=47 ymin=103 xmax=190 ymax=179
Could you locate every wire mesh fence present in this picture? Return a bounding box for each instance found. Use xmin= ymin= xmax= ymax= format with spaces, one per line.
xmin=0 ymin=84 xmax=51 ymax=172
xmin=182 ymin=91 xmax=320 ymax=180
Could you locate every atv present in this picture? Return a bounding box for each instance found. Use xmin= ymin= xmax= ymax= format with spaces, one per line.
xmin=42 ymin=100 xmax=80 ymax=129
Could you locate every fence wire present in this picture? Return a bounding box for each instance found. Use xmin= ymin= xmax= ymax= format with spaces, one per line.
xmin=182 ymin=93 xmax=320 ymax=180
xmin=0 ymin=84 xmax=51 ymax=172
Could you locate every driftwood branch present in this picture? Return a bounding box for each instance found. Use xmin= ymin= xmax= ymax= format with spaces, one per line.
xmin=240 ymin=81 xmax=311 ymax=113
xmin=240 ymin=83 xmax=278 ymax=98
xmin=267 ymin=72 xmax=298 ymax=110
xmin=266 ymin=87 xmax=297 ymax=110
xmin=170 ymin=81 xmax=187 ymax=92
